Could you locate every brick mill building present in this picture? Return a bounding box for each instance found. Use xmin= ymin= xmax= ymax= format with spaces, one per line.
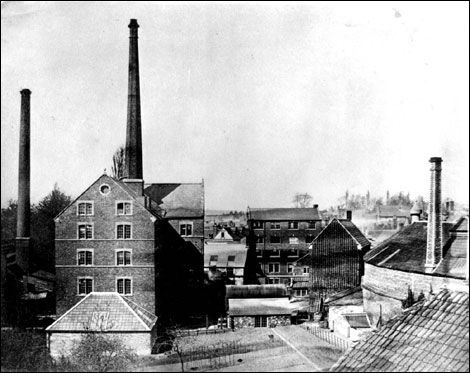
xmin=246 ymin=207 xmax=323 ymax=286
xmin=53 ymin=19 xmax=204 ymax=323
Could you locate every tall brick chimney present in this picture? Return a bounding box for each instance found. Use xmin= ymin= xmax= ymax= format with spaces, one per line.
xmin=425 ymin=157 xmax=443 ymax=273
xmin=123 ymin=19 xmax=143 ymax=195
xmin=16 ymin=89 xmax=31 ymax=273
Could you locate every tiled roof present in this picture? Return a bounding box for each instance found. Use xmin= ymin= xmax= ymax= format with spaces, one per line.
xmin=337 ymin=219 xmax=371 ymax=248
xmin=144 ymin=183 xmax=204 ymax=218
xmin=226 ymin=284 xmax=288 ymax=298
xmin=331 ymin=289 xmax=469 ymax=372
xmin=204 ymin=243 xmax=248 ymax=268
xmin=228 ymin=297 xmax=294 ymax=316
xmin=364 ymin=221 xmax=464 ymax=278
xmin=248 ymin=207 xmax=321 ymax=221
xmin=377 ymin=206 xmax=411 ymax=218
xmin=46 ymin=293 xmax=157 ymax=332
xmin=434 ymin=236 xmax=468 ymax=278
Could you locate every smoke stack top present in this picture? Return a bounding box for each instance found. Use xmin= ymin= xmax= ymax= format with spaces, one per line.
xmin=124 ymin=18 xmax=143 ymax=182
xmin=425 ymin=157 xmax=443 ymax=272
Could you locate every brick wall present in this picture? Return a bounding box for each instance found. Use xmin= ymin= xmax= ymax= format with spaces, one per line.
xmin=55 ymin=175 xmax=156 ymax=315
xmin=362 ymin=263 xmax=467 ymax=324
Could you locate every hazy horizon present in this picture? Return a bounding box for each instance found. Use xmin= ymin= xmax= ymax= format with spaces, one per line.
xmin=2 ymin=2 xmax=469 ymax=211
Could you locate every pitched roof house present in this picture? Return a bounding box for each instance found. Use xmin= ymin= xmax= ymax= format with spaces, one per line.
xmin=331 ymin=289 xmax=469 ymax=372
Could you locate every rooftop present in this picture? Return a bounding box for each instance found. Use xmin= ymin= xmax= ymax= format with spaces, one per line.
xmin=46 ymin=292 xmax=157 ymax=332
xmin=364 ymin=220 xmax=466 ymax=278
xmin=228 ymin=297 xmax=294 ymax=316
xmin=226 ymin=284 xmax=288 ymax=299
xmin=331 ymin=289 xmax=469 ymax=372
xmin=204 ymin=243 xmax=248 ymax=268
xmin=247 ymin=207 xmax=321 ymax=221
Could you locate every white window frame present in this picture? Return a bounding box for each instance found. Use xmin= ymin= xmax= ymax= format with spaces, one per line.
xmin=77 ymin=223 xmax=94 ymax=240
xmin=288 ymin=221 xmax=299 ymax=230
xmin=115 ymin=249 xmax=132 ymax=266
xmin=115 ymin=201 xmax=133 ymax=216
xmin=268 ymin=262 xmax=280 ymax=273
xmin=77 ymin=277 xmax=94 ymax=296
xmin=116 ymin=223 xmax=132 ymax=239
xmin=77 ymin=201 xmax=94 ymax=216
xmin=116 ymin=277 xmax=133 ymax=296
xmin=179 ymin=221 xmax=194 ymax=237
xmin=303 ymin=266 xmax=310 ymax=275
xmin=77 ymin=249 xmax=94 ymax=266
xmin=268 ymin=277 xmax=280 ymax=285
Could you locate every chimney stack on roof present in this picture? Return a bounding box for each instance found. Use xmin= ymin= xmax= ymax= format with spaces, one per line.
xmin=346 ymin=210 xmax=352 ymax=221
xmin=123 ymin=19 xmax=144 ymax=195
xmin=16 ymin=89 xmax=32 ymax=273
xmin=425 ymin=157 xmax=443 ymax=273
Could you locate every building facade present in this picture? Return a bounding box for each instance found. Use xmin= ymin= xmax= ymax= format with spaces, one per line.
xmin=246 ymin=207 xmax=323 ymax=286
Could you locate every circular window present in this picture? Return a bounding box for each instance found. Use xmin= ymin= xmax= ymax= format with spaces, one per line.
xmin=100 ymin=184 xmax=110 ymax=195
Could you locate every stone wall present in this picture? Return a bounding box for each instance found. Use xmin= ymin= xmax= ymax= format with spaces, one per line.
xmin=48 ymin=331 xmax=154 ymax=358
xmin=231 ymin=315 xmax=291 ymax=329
xmin=362 ymin=263 xmax=467 ymax=324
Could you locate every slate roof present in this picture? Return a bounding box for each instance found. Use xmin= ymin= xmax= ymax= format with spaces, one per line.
xmin=228 ymin=297 xmax=294 ymax=316
xmin=364 ymin=221 xmax=464 ymax=278
xmin=204 ymin=243 xmax=248 ymax=268
xmin=331 ymin=289 xmax=470 ymax=372
xmin=247 ymin=207 xmax=321 ymax=221
xmin=144 ymin=182 xmax=204 ymax=218
xmin=46 ymin=293 xmax=157 ymax=332
xmin=377 ymin=206 xmax=411 ymax=218
xmin=337 ymin=219 xmax=371 ymax=248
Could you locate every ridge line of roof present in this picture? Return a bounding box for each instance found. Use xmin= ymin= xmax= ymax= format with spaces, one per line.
xmin=117 ymin=295 xmax=151 ymax=331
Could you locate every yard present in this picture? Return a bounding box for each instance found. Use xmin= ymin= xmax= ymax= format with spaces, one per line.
xmin=133 ymin=325 xmax=344 ymax=372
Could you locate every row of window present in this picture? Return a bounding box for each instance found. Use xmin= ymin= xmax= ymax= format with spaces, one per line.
xmin=77 ymin=249 xmax=131 ymax=266
xmin=77 ymin=222 xmax=195 ymax=239
xmin=252 ymin=221 xmax=321 ymax=230
xmin=77 ymin=201 xmax=133 ymax=216
xmin=256 ymin=249 xmax=299 ymax=257
xmin=266 ymin=263 xmax=310 ymax=274
xmin=208 ymin=255 xmax=236 ymax=266
xmin=77 ymin=277 xmax=132 ymax=296
xmin=256 ymin=236 xmax=315 ymax=244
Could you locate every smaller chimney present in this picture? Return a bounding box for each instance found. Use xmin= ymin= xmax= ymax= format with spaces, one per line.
xmin=425 ymin=157 xmax=443 ymax=273
xmin=313 ymin=204 xmax=319 ymax=209
xmin=346 ymin=210 xmax=352 ymax=221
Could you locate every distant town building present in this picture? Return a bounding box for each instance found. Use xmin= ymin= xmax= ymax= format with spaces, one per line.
xmin=246 ymin=207 xmax=323 ymax=286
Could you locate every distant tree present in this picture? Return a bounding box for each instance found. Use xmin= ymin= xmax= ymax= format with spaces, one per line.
xmin=292 ymin=193 xmax=313 ymax=208
xmin=1 ymin=200 xmax=18 ymax=242
xmin=111 ymin=145 xmax=125 ymax=180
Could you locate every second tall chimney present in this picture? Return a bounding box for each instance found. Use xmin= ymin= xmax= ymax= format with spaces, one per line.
xmin=124 ymin=19 xmax=143 ymax=181
xmin=16 ymin=89 xmax=31 ymax=273
xmin=425 ymin=157 xmax=443 ymax=272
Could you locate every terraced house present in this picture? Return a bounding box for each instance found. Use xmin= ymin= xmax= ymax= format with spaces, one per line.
xmin=54 ymin=19 xmax=204 ymax=322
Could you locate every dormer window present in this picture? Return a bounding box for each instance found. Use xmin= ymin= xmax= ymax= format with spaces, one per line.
xmin=77 ymin=201 xmax=93 ymax=216
xmin=180 ymin=222 xmax=193 ymax=237
xmin=116 ymin=201 xmax=133 ymax=215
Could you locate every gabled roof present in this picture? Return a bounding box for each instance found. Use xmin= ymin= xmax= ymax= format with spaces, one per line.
xmin=55 ymin=174 xmax=159 ymax=220
xmin=331 ymin=289 xmax=469 ymax=372
xmin=144 ymin=183 xmax=204 ymax=218
xmin=247 ymin=207 xmax=321 ymax=221
xmin=204 ymin=243 xmax=248 ymax=268
xmin=46 ymin=292 xmax=157 ymax=332
xmin=364 ymin=221 xmax=463 ymax=277
xmin=310 ymin=218 xmax=370 ymax=249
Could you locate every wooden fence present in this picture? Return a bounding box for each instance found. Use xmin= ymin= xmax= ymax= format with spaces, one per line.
xmin=302 ymin=325 xmax=352 ymax=351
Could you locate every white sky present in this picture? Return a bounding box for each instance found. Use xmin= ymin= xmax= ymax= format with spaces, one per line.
xmin=1 ymin=1 xmax=469 ymax=210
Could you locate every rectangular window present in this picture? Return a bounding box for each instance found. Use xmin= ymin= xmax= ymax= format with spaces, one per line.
xmin=287 ymin=263 xmax=294 ymax=273
xmin=308 ymin=221 xmax=316 ymax=229
xmin=78 ymin=224 xmax=93 ymax=239
xmin=270 ymin=222 xmax=281 ymax=230
xmin=267 ymin=278 xmax=280 ymax=284
xmin=270 ymin=236 xmax=281 ymax=244
xmin=303 ymin=267 xmax=310 ymax=275
xmin=288 ymin=221 xmax=299 ymax=229
xmin=209 ymin=255 xmax=218 ymax=266
xmin=270 ymin=249 xmax=280 ymax=257
xmin=77 ymin=250 xmax=93 ymax=265
xmin=253 ymin=221 xmax=263 ymax=229
xmin=116 ymin=224 xmax=132 ymax=239
xmin=268 ymin=263 xmax=280 ymax=273
xmin=77 ymin=202 xmax=93 ymax=216
xmin=227 ymin=255 xmax=236 ymax=263
xmin=180 ymin=222 xmax=193 ymax=237
xmin=116 ymin=201 xmax=132 ymax=215
xmin=254 ymin=316 xmax=267 ymax=327
xmin=116 ymin=250 xmax=132 ymax=266
xmin=116 ymin=278 xmax=132 ymax=295
xmin=289 ymin=237 xmax=299 ymax=245
xmin=78 ymin=278 xmax=93 ymax=295
xmin=256 ymin=249 xmax=263 ymax=258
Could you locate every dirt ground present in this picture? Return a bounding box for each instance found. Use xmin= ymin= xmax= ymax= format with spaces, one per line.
xmin=133 ymin=325 xmax=344 ymax=372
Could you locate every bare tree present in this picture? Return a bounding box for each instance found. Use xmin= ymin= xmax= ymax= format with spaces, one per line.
xmin=111 ymin=145 xmax=125 ymax=180
xmin=292 ymin=193 xmax=313 ymax=208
